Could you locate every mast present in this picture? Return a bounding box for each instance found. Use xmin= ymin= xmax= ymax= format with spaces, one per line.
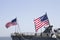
xmin=16 ymin=17 xmax=21 ymax=33
xmin=14 ymin=17 xmax=21 ymax=34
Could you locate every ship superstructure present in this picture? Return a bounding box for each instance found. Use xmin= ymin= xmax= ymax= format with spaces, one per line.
xmin=9 ymin=13 xmax=60 ymax=40
xmin=11 ymin=25 xmax=58 ymax=40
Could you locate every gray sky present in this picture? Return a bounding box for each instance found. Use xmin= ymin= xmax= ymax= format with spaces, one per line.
xmin=0 ymin=0 xmax=60 ymax=37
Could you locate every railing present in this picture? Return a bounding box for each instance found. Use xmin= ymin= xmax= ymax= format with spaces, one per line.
xmin=11 ymin=32 xmax=52 ymax=37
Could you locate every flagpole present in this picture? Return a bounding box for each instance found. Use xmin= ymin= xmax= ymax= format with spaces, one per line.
xmin=45 ymin=12 xmax=51 ymax=26
xmin=34 ymin=20 xmax=37 ymax=36
xmin=15 ymin=25 xmax=16 ymax=33
xmin=35 ymin=25 xmax=37 ymax=36
xmin=15 ymin=18 xmax=17 ymax=33
xmin=35 ymin=25 xmax=37 ymax=33
xmin=16 ymin=17 xmax=21 ymax=33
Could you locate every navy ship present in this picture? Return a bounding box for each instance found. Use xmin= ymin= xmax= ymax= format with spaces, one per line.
xmin=11 ymin=14 xmax=60 ymax=40
xmin=11 ymin=25 xmax=59 ymax=40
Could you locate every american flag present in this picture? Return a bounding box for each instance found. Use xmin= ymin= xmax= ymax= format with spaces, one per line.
xmin=34 ymin=14 xmax=49 ymax=32
xmin=6 ymin=18 xmax=17 ymax=28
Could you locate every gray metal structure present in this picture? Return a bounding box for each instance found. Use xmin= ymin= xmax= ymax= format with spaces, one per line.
xmin=11 ymin=25 xmax=59 ymax=40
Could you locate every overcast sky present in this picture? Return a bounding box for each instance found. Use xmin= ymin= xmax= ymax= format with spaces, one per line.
xmin=0 ymin=0 xmax=60 ymax=37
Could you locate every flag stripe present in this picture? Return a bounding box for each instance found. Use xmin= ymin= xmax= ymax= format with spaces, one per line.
xmin=34 ymin=14 xmax=49 ymax=32
xmin=6 ymin=18 xmax=17 ymax=28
